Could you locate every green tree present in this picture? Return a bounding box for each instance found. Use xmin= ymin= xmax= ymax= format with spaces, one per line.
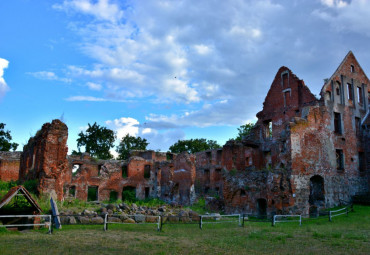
xmin=116 ymin=134 xmax=149 ymax=160
xmin=76 ymin=122 xmax=116 ymax=159
xmin=0 ymin=123 xmax=18 ymax=151
xmin=169 ymin=138 xmax=221 ymax=154
xmin=236 ymin=123 xmax=255 ymax=141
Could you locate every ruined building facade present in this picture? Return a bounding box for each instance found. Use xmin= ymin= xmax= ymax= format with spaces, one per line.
xmin=0 ymin=51 xmax=369 ymax=216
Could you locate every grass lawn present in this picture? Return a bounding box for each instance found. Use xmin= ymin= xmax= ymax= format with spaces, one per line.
xmin=0 ymin=205 xmax=369 ymax=255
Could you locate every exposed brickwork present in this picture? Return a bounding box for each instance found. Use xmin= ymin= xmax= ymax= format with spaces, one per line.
xmin=0 ymin=151 xmax=21 ymax=181
xmin=0 ymin=51 xmax=369 ymax=214
xmin=19 ymin=119 xmax=70 ymax=200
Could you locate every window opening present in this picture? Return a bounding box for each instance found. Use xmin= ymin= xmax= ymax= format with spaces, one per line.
xmin=263 ymin=120 xmax=272 ymax=139
xmin=347 ymin=83 xmax=353 ymax=101
xmin=145 ymin=187 xmax=150 ymax=199
xmin=144 ymin=165 xmax=151 ymax=179
xmin=69 ymin=186 xmax=76 ymax=197
xmin=72 ymin=164 xmax=81 ymax=176
xmin=351 ymin=65 xmax=355 ymax=73
xmin=109 ymin=191 xmax=118 ymax=202
xmin=336 ymin=149 xmax=344 ymax=171
xmin=87 ymin=186 xmax=98 ymax=201
xmin=357 ymin=87 xmax=363 ymax=104
xmin=334 ymin=112 xmax=342 ymax=134
xmin=122 ymin=165 xmax=128 ymax=178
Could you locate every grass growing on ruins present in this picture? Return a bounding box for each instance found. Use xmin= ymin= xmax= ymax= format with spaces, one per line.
xmin=0 ymin=205 xmax=369 ymax=255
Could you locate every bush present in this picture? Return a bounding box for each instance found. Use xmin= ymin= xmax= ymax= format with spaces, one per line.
xmin=23 ymin=180 xmax=38 ymax=195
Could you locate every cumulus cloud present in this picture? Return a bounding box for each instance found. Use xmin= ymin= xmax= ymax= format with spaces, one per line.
xmin=86 ymin=82 xmax=102 ymax=91
xmin=53 ymin=0 xmax=123 ymax=23
xmin=28 ymin=71 xmax=71 ymax=83
xmin=54 ymin=0 xmax=370 ymax=131
xmin=0 ymin=58 xmax=9 ymax=98
xmin=105 ymin=116 xmax=185 ymax=151
xmin=105 ymin=117 xmax=139 ymax=140
xmin=314 ymin=0 xmax=370 ymax=37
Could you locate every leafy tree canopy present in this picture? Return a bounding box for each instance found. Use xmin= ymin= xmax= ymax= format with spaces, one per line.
xmin=76 ymin=122 xmax=116 ymax=160
xmin=0 ymin=123 xmax=18 ymax=151
xmin=116 ymin=134 xmax=149 ymax=160
xmin=169 ymin=138 xmax=221 ymax=154
xmin=236 ymin=123 xmax=255 ymax=141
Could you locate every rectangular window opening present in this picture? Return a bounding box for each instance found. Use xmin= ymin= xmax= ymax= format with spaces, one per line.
xmin=87 ymin=186 xmax=98 ymax=201
xmin=351 ymin=65 xmax=355 ymax=73
xmin=336 ymin=149 xmax=344 ymax=171
xmin=347 ymin=83 xmax=353 ymax=101
xmin=263 ymin=120 xmax=272 ymax=139
xmin=122 ymin=165 xmax=128 ymax=178
xmin=357 ymin=87 xmax=363 ymax=104
xmin=69 ymin=186 xmax=76 ymax=197
xmin=145 ymin=187 xmax=150 ymax=199
xmin=334 ymin=112 xmax=342 ymax=134
xmin=144 ymin=165 xmax=151 ymax=179
xmin=216 ymin=150 xmax=222 ymax=163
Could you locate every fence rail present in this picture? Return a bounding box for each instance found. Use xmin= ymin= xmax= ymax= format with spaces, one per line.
xmin=0 ymin=215 xmax=52 ymax=233
xmin=0 ymin=203 xmax=355 ymax=234
xmin=272 ymin=215 xmax=302 ymax=226
xmin=103 ymin=214 xmax=161 ymax=231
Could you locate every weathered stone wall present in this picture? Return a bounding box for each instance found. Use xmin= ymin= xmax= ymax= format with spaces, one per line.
xmin=19 ymin=119 xmax=69 ymax=200
xmin=0 ymin=151 xmax=21 ymax=181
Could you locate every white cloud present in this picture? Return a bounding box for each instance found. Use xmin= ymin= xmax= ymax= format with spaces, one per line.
xmin=53 ymin=0 xmax=370 ymax=131
xmin=28 ymin=71 xmax=71 ymax=83
xmin=65 ymin=96 xmax=106 ymax=101
xmin=105 ymin=116 xmax=184 ymax=151
xmin=315 ymin=0 xmax=370 ymax=36
xmin=0 ymin=58 xmax=9 ymax=99
xmin=106 ymin=117 xmax=139 ymax=140
xmin=86 ymin=82 xmax=102 ymax=91
xmin=53 ymin=0 xmax=123 ymax=23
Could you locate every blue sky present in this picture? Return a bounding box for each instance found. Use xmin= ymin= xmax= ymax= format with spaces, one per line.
xmin=1 ymin=0 xmax=370 ymax=156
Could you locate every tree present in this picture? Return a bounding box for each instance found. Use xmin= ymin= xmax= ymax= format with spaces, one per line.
xmin=76 ymin=122 xmax=116 ymax=160
xmin=116 ymin=134 xmax=149 ymax=160
xmin=0 ymin=123 xmax=18 ymax=151
xmin=236 ymin=123 xmax=255 ymax=141
xmin=169 ymin=138 xmax=221 ymax=154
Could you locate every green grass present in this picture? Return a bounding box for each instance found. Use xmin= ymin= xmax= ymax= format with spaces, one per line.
xmin=0 ymin=205 xmax=369 ymax=255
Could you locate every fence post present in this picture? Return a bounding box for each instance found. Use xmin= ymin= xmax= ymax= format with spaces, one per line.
xmin=50 ymin=215 xmax=54 ymax=234
xmin=199 ymin=216 xmax=202 ymax=230
xmin=103 ymin=214 xmax=107 ymax=231
xmin=238 ymin=214 xmax=241 ymax=227
xmin=299 ymin=215 xmax=302 ymax=226
xmin=242 ymin=214 xmax=245 ymax=228
xmin=329 ymin=211 xmax=332 ymax=222
xmin=157 ymin=216 xmax=161 ymax=232
xmin=272 ymin=215 xmax=275 ymax=227
xmin=48 ymin=215 xmax=52 ymax=234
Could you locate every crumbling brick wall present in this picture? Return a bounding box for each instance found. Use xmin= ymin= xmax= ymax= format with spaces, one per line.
xmin=64 ymin=151 xmax=196 ymax=205
xmin=19 ymin=119 xmax=69 ymax=200
xmin=0 ymin=151 xmax=21 ymax=181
